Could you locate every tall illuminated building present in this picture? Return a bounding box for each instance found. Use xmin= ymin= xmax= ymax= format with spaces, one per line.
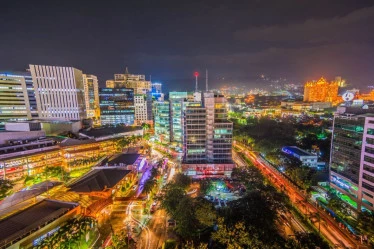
xmin=170 ymin=92 xmax=189 ymax=144
xmin=151 ymin=82 xmax=164 ymax=101
xmin=0 ymin=71 xmax=38 ymax=119
xmin=105 ymin=68 xmax=151 ymax=94
xmin=29 ymin=65 xmax=86 ymax=120
xmin=154 ymin=101 xmax=170 ymax=143
xmin=134 ymin=92 xmax=153 ymax=124
xmin=0 ymin=74 xmax=31 ymax=126
xmin=99 ymin=88 xmax=134 ymax=126
xmin=82 ymin=74 xmax=100 ymax=125
xmin=330 ymin=106 xmax=374 ymax=212
xmin=182 ymin=92 xmax=234 ymax=176
xmin=303 ymin=77 xmax=339 ymax=104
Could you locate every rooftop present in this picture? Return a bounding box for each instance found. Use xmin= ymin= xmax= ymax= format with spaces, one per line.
xmin=0 ymin=200 xmax=77 ymax=247
xmin=79 ymin=126 xmax=142 ymax=138
xmin=282 ymin=146 xmax=314 ymax=157
xmin=68 ymin=167 xmax=131 ymax=192
xmin=107 ymin=153 xmax=140 ymax=166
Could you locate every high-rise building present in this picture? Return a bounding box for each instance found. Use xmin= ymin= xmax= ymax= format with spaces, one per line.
xmin=151 ymin=82 xmax=164 ymax=101
xmin=182 ymin=92 xmax=234 ymax=176
xmin=134 ymin=94 xmax=147 ymax=124
xmin=83 ymin=74 xmax=100 ymax=124
xmin=106 ymin=69 xmax=151 ymax=94
xmin=0 ymin=74 xmax=31 ymax=125
xmin=330 ymin=106 xmax=374 ymax=212
xmin=29 ymin=65 xmax=86 ymax=120
xmin=152 ymin=82 xmax=162 ymax=93
xmin=99 ymin=88 xmax=134 ymax=126
xmin=169 ymin=92 xmax=189 ymax=144
xmin=303 ymin=77 xmax=339 ymax=104
xmin=154 ymin=101 xmax=170 ymax=143
xmin=0 ymin=71 xmax=38 ymax=119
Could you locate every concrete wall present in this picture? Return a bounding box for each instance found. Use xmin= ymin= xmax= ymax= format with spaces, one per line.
xmin=0 ymin=131 xmax=46 ymax=145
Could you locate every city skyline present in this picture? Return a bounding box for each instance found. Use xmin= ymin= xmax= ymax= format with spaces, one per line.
xmin=2 ymin=0 xmax=374 ymax=91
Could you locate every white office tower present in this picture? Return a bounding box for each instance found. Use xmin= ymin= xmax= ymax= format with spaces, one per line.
xmin=29 ymin=65 xmax=85 ymax=120
xmin=0 ymin=75 xmax=31 ymax=123
xmin=182 ymin=92 xmax=234 ymax=177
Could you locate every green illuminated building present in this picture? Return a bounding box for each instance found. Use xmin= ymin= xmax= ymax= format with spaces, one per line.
xmin=154 ymin=101 xmax=170 ymax=143
xmin=330 ymin=107 xmax=374 ymax=212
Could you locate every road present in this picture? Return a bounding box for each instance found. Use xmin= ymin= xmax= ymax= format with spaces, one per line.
xmin=234 ymin=142 xmax=365 ymax=249
xmin=233 ymin=148 xmax=310 ymax=240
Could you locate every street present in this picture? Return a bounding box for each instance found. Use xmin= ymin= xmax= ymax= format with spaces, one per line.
xmin=234 ymin=142 xmax=367 ymax=249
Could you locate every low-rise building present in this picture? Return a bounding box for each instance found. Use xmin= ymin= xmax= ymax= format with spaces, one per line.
xmin=105 ymin=153 xmax=146 ymax=171
xmin=282 ymin=146 xmax=318 ymax=167
xmin=0 ymin=200 xmax=79 ymax=249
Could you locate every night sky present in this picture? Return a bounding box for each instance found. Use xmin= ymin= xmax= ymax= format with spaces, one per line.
xmin=1 ymin=0 xmax=374 ymax=91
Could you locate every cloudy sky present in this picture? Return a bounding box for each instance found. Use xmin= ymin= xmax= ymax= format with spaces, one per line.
xmin=1 ymin=0 xmax=373 ymax=91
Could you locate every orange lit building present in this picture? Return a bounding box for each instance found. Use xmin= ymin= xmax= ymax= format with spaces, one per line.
xmin=303 ymin=77 xmax=339 ymax=104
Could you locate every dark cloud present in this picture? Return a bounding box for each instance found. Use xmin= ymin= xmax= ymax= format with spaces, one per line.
xmin=1 ymin=0 xmax=374 ymax=91
xmin=235 ymin=6 xmax=374 ymax=44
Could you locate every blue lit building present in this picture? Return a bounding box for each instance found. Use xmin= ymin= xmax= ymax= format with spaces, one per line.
xmin=151 ymin=82 xmax=164 ymax=101
xmin=99 ymin=88 xmax=135 ymax=126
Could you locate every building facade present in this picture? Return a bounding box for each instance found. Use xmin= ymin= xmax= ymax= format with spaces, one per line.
xmin=134 ymin=93 xmax=153 ymax=125
xmin=29 ymin=65 xmax=86 ymax=120
xmin=154 ymin=101 xmax=170 ymax=143
xmin=170 ymin=92 xmax=189 ymax=144
xmin=82 ymin=74 xmax=100 ymax=124
xmin=106 ymin=69 xmax=151 ymax=94
xmin=303 ymin=77 xmax=339 ymax=104
xmin=99 ymin=88 xmax=135 ymax=126
xmin=0 ymin=75 xmax=31 ymax=125
xmin=151 ymin=82 xmax=164 ymax=101
xmin=182 ymin=93 xmax=234 ymax=176
xmin=330 ymin=108 xmax=374 ymax=212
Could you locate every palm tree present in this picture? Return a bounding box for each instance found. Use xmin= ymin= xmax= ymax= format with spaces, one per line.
xmin=143 ymin=178 xmax=157 ymax=195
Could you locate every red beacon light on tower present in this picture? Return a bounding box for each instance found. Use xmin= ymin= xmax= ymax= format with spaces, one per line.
xmin=194 ymin=72 xmax=199 ymax=77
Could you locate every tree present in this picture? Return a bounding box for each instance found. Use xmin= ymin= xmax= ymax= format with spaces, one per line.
xmin=174 ymin=197 xmax=199 ymax=239
xmin=194 ymin=198 xmax=216 ymax=227
xmin=182 ymin=242 xmax=208 ymax=249
xmin=357 ymin=211 xmax=374 ymax=246
xmin=151 ymin=167 xmax=159 ymax=178
xmin=0 ymin=179 xmax=13 ymax=200
xmin=143 ymin=178 xmax=157 ymax=195
xmin=212 ymin=217 xmax=256 ymax=249
xmin=173 ymin=173 xmax=191 ymax=189
xmin=160 ymin=183 xmax=186 ymax=217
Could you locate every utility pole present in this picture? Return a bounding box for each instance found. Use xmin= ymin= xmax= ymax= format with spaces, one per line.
xmin=194 ymin=72 xmax=199 ymax=92
xmin=206 ymin=69 xmax=208 ymax=92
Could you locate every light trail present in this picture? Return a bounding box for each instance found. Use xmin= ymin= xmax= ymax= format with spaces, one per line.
xmin=234 ymin=142 xmax=360 ymax=249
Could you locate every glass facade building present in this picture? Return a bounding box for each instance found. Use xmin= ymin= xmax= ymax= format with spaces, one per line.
xmin=99 ymin=88 xmax=134 ymax=126
xmin=83 ymin=74 xmax=100 ymax=125
xmin=330 ymin=109 xmax=374 ymax=211
xmin=183 ymin=93 xmax=233 ymax=164
xmin=154 ymin=101 xmax=170 ymax=143
xmin=170 ymin=92 xmax=189 ymax=144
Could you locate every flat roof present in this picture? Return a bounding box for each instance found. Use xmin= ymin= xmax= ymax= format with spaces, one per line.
xmin=107 ymin=153 xmax=140 ymax=165
xmin=282 ymin=146 xmax=314 ymax=156
xmin=80 ymin=126 xmax=142 ymax=138
xmin=68 ymin=167 xmax=131 ymax=192
xmin=0 ymin=200 xmax=77 ymax=246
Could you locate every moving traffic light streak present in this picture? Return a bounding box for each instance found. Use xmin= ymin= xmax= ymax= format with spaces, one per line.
xmin=233 ymin=142 xmax=366 ymax=249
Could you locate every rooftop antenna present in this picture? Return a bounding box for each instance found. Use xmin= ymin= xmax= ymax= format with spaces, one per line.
xmin=206 ymin=69 xmax=208 ymax=92
xmin=150 ymin=75 xmax=152 ymax=82
xmin=194 ymin=72 xmax=199 ymax=92
xmin=125 ymin=67 xmax=129 ymax=74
